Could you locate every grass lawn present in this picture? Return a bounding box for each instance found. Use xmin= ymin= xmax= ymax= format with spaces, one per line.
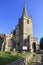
xmin=0 ymin=51 xmax=30 ymax=65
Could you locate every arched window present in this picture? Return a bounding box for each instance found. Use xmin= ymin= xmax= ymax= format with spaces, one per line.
xmin=27 ymin=19 xmax=29 ymax=24
xmin=8 ymin=40 xmax=13 ymax=47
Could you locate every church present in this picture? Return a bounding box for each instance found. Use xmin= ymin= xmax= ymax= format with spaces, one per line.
xmin=0 ymin=3 xmax=38 ymax=52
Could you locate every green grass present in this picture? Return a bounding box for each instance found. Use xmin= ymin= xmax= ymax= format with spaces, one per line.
xmin=0 ymin=51 xmax=30 ymax=65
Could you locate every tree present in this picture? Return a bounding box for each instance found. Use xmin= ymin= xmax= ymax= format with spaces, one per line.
xmin=40 ymin=37 xmax=43 ymax=49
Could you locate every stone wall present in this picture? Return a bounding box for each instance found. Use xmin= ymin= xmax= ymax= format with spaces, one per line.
xmin=6 ymin=54 xmax=33 ymax=65
xmin=5 ymin=34 xmax=13 ymax=51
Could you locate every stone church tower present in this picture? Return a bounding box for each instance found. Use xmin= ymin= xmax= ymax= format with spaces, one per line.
xmin=0 ymin=3 xmax=38 ymax=52
xmin=18 ymin=3 xmax=38 ymax=52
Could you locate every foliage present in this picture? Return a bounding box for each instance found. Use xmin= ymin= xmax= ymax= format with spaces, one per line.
xmin=40 ymin=37 xmax=43 ymax=49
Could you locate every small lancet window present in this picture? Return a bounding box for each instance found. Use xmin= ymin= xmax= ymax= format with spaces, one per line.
xmin=27 ymin=19 xmax=29 ymax=24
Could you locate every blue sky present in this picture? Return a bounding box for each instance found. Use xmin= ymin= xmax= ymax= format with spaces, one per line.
xmin=0 ymin=0 xmax=43 ymax=43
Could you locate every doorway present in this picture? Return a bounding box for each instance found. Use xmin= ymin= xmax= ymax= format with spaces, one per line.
xmin=32 ymin=42 xmax=36 ymax=52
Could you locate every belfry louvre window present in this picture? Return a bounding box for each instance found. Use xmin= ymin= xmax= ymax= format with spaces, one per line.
xmin=27 ymin=19 xmax=29 ymax=24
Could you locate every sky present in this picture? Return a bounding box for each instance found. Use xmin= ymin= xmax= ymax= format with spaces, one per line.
xmin=0 ymin=0 xmax=43 ymax=43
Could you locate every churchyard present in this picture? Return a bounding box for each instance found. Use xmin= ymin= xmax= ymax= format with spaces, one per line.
xmin=0 ymin=51 xmax=30 ymax=65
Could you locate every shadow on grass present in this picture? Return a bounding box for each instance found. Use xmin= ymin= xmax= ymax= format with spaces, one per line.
xmin=0 ymin=54 xmax=22 ymax=65
xmin=0 ymin=52 xmax=29 ymax=65
xmin=0 ymin=51 xmax=31 ymax=65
